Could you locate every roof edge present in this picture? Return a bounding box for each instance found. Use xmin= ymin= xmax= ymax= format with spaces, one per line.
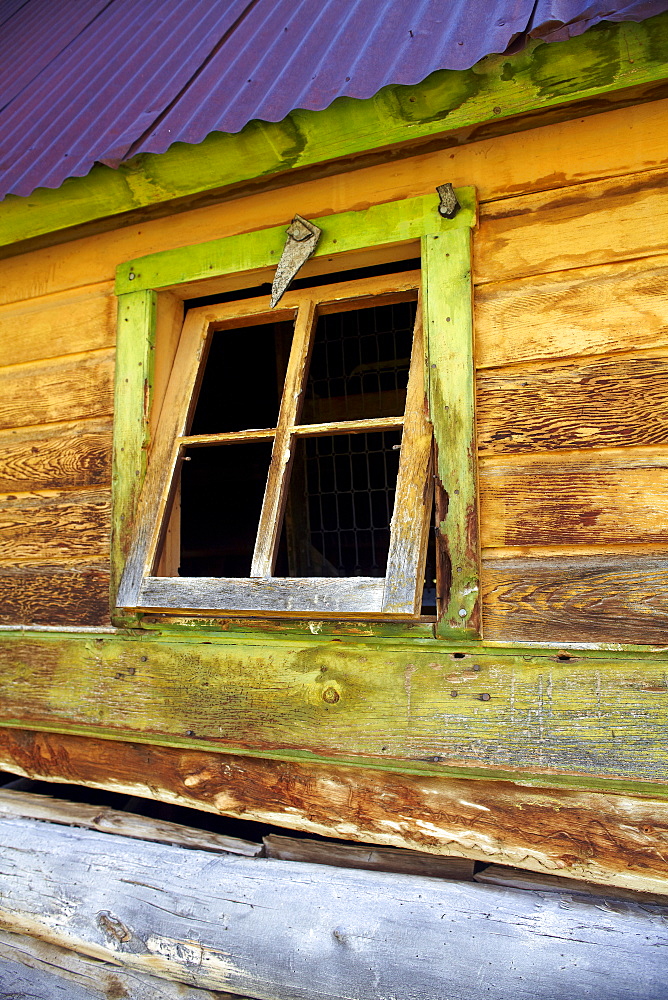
xmin=1 ymin=12 xmax=667 ymax=254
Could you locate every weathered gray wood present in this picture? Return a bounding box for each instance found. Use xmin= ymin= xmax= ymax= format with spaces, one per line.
xmin=0 ymin=928 xmax=238 ymax=999
xmin=474 ymin=864 xmax=668 ymax=906
xmin=0 ymin=788 xmax=261 ymax=856
xmin=263 ymin=834 xmax=475 ymax=879
xmin=1 ymin=815 xmax=667 ymax=999
xmin=138 ymin=576 xmax=386 ymax=614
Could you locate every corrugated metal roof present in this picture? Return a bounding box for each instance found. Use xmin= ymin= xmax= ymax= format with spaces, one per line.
xmin=0 ymin=0 xmax=666 ymax=201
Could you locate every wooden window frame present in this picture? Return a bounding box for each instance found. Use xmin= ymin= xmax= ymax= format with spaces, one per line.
xmin=111 ymin=190 xmax=480 ymax=636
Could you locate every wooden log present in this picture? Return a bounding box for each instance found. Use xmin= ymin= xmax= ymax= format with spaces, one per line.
xmin=474 ymin=865 xmax=668 ymax=906
xmin=0 ymin=488 xmax=110 ymax=564
xmin=3 ymin=630 xmax=668 ymax=783
xmin=0 ymin=284 xmax=114 ymax=368
xmin=1 ymin=730 xmax=668 ymax=895
xmin=0 ymin=563 xmax=110 ymax=627
xmin=0 ymin=928 xmax=238 ymax=1000
xmin=0 ymin=788 xmax=261 ymax=857
xmin=482 ymin=554 xmax=668 ymax=645
xmin=0 ymin=814 xmax=667 ymax=999
xmin=479 ymin=453 xmax=668 ymax=548
xmin=0 ymin=418 xmax=112 ymax=493
xmin=475 ymin=167 xmax=668 ymax=285
xmin=263 ymin=834 xmax=475 ymax=880
xmin=474 ymin=255 xmax=668 ymax=369
xmin=0 ymin=350 xmax=113 ymax=429
xmin=476 ymin=352 xmax=668 ymax=455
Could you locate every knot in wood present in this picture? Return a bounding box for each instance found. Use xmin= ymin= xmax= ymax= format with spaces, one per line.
xmin=97 ymin=910 xmax=132 ymax=943
xmin=322 ymin=686 xmax=340 ymax=704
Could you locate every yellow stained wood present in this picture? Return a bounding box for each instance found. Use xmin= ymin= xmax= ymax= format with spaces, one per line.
xmin=0 ymin=418 xmax=112 ymax=493
xmin=251 ymin=298 xmax=317 ymax=577
xmin=476 ymin=349 xmax=668 ymax=456
xmin=2 ymin=100 xmax=668 ymax=307
xmin=482 ymin=553 xmax=668 ymax=645
xmin=0 ymin=350 xmax=114 ymax=430
xmin=150 ymin=291 xmax=184 ymax=443
xmin=0 ymin=284 xmax=114 ymax=368
xmin=0 ymin=488 xmax=110 ymax=565
xmin=475 ymin=167 xmax=668 ymax=285
xmin=475 ymin=255 xmax=668 ymax=369
xmin=479 ymin=456 xmax=668 ymax=549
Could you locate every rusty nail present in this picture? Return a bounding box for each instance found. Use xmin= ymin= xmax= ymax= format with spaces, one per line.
xmin=186 ymin=729 xmax=196 ymax=737
xmin=479 ymin=693 xmax=491 ymax=702
xmin=450 ymin=690 xmax=458 ymax=698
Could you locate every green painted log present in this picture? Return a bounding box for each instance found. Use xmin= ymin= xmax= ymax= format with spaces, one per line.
xmin=1 ymin=629 xmax=668 ymax=793
xmin=1 ymin=16 xmax=667 ymax=249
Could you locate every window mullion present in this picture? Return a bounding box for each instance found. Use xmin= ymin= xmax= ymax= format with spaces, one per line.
xmin=250 ymin=297 xmax=318 ymax=577
xmin=381 ymin=298 xmax=434 ymax=613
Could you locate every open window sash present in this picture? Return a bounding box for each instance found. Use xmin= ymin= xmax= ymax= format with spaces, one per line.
xmin=116 ymin=270 xmax=433 ymax=617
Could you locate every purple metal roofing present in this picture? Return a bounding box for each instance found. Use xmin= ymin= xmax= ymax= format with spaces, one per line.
xmin=0 ymin=0 xmax=666 ymax=201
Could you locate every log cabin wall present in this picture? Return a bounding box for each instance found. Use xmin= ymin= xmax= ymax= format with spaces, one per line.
xmin=1 ymin=96 xmax=667 ymax=640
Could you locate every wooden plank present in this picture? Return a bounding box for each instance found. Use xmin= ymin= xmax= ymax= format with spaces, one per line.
xmin=150 ymin=290 xmax=184 ymax=441
xmin=423 ymin=228 xmax=481 ymax=637
xmin=251 ymin=298 xmax=316 ymax=577
xmin=1 ymin=815 xmax=667 ymax=999
xmin=482 ymin=554 xmax=668 ymax=645
xmin=474 ymin=256 xmax=668 ymax=369
xmin=0 ymin=929 xmax=237 ymax=1000
xmin=474 ymin=865 xmax=668 ymax=906
xmin=263 ymin=834 xmax=475 ymax=880
xmin=475 ymin=167 xmax=668 ymax=285
xmin=3 ymin=631 xmax=668 ymax=783
xmin=0 ymin=563 xmax=110 ymax=627
xmin=0 ymin=350 xmax=113 ymax=430
xmin=111 ymin=290 xmax=158 ymax=614
xmin=0 ymin=488 xmax=110 ymax=564
xmin=115 ymin=308 xmax=216 ymax=609
xmin=137 ymin=576 xmax=386 ymax=615
xmin=0 ymin=284 xmax=114 ymax=367
xmin=0 ymin=418 xmax=112 ymax=493
xmin=1 ymin=13 xmax=667 ymax=251
xmin=382 ymin=300 xmax=433 ymax=613
xmin=479 ymin=456 xmax=668 ymax=548
xmin=3 ymin=730 xmax=668 ymax=894
xmin=477 ymin=351 xmax=668 ymax=456
xmin=0 ymin=788 xmax=260 ymax=856
xmin=115 ymin=191 xmax=476 ymax=295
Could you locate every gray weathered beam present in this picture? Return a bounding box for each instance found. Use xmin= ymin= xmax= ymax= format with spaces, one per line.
xmin=0 ymin=815 xmax=667 ymax=999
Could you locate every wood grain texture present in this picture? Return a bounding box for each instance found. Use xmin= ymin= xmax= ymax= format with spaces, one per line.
xmin=482 ymin=554 xmax=668 ymax=645
xmin=263 ymin=834 xmax=475 ymax=880
xmin=115 ymin=191 xmax=475 ymax=295
xmin=0 ymin=418 xmax=112 ymax=493
xmin=0 ymin=563 xmax=110 ymax=626
xmin=474 ymin=256 xmax=668 ymax=369
xmin=0 ymin=788 xmax=260 ymax=856
xmin=0 ymin=284 xmax=115 ymax=368
xmin=2 ymin=631 xmax=668 ymax=782
xmin=474 ymin=865 xmax=668 ymax=906
xmin=0 ymin=929 xmax=240 ymax=999
xmin=475 ymin=167 xmax=668 ymax=285
xmin=0 ymin=350 xmax=113 ymax=430
xmin=479 ymin=455 xmax=668 ymax=548
xmin=477 ymin=352 xmax=668 ymax=455
xmin=1 ymin=13 xmax=667 ymax=251
xmin=0 ymin=488 xmax=110 ymax=565
xmin=2 ymin=815 xmax=668 ymax=999
xmin=111 ymin=290 xmax=157 ymax=616
xmin=138 ymin=577 xmax=386 ymax=615
xmin=382 ymin=300 xmax=433 ymax=614
xmin=422 ymin=229 xmax=480 ymax=637
xmin=2 ymin=729 xmax=668 ymax=893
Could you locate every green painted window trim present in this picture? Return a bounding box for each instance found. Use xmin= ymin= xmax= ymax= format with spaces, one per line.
xmin=112 ymin=188 xmax=479 ymax=636
xmin=1 ymin=14 xmax=667 ymax=251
